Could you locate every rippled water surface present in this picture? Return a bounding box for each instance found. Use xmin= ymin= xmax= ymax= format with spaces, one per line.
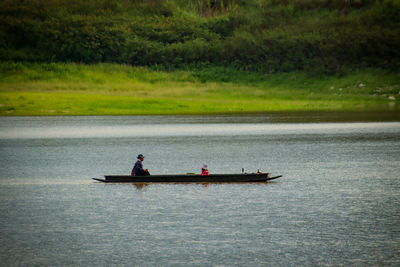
xmin=1 ymin=114 xmax=399 ymax=266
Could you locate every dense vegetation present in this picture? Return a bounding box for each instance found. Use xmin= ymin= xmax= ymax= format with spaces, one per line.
xmin=1 ymin=0 xmax=399 ymax=73
xmin=1 ymin=0 xmax=399 ymax=115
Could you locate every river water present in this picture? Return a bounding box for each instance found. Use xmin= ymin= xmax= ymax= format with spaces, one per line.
xmin=0 ymin=113 xmax=399 ymax=266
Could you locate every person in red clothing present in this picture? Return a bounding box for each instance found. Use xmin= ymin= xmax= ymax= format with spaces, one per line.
xmin=201 ymin=164 xmax=209 ymax=176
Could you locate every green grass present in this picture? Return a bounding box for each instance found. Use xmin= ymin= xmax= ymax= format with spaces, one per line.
xmin=0 ymin=62 xmax=399 ymax=115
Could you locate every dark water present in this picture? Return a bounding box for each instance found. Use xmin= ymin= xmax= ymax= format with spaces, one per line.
xmin=0 ymin=113 xmax=399 ymax=266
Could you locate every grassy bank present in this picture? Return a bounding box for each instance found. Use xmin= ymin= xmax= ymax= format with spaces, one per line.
xmin=0 ymin=62 xmax=399 ymax=115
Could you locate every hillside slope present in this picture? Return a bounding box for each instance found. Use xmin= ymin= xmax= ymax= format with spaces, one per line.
xmin=1 ymin=0 xmax=399 ymax=73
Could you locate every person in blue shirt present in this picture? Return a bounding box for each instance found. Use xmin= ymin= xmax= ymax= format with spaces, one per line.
xmin=131 ymin=154 xmax=150 ymax=176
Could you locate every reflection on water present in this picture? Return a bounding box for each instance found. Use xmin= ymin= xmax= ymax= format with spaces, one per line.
xmin=132 ymin=183 xmax=149 ymax=190
xmin=0 ymin=115 xmax=399 ymax=266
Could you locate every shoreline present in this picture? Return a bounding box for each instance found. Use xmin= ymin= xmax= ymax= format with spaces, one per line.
xmin=1 ymin=63 xmax=399 ymax=116
xmin=1 ymin=111 xmax=400 ymax=123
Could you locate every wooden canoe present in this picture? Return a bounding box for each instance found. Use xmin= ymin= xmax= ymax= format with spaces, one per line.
xmin=92 ymin=173 xmax=282 ymax=183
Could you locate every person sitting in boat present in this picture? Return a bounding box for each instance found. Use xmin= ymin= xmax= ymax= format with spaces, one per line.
xmin=201 ymin=164 xmax=209 ymax=176
xmin=132 ymin=154 xmax=150 ymax=176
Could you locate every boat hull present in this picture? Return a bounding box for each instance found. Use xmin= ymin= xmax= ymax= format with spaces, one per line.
xmin=93 ymin=173 xmax=282 ymax=183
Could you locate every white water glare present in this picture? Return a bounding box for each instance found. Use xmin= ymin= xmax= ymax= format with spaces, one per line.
xmin=1 ymin=122 xmax=400 ymax=139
